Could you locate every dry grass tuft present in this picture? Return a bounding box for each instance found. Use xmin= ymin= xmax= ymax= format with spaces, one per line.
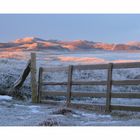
xmin=39 ymin=118 xmax=60 ymax=126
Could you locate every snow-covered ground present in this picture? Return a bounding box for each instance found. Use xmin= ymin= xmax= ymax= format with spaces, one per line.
xmin=0 ymin=50 xmax=140 ymax=126
xmin=0 ymin=96 xmax=140 ymax=126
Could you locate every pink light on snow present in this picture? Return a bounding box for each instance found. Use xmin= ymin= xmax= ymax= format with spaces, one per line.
xmin=58 ymin=56 xmax=106 ymax=63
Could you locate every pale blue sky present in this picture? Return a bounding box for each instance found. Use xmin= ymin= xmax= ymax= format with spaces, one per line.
xmin=0 ymin=14 xmax=140 ymax=43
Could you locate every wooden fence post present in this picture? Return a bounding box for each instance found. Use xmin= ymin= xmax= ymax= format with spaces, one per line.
xmin=66 ymin=65 xmax=73 ymax=106
xmin=31 ymin=53 xmax=38 ymax=103
xmin=105 ymin=63 xmax=113 ymax=112
xmin=13 ymin=59 xmax=31 ymax=90
xmin=38 ymin=67 xmax=43 ymax=103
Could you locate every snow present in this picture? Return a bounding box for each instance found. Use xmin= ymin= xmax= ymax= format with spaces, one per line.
xmin=0 ymin=95 xmax=12 ymax=101
xmin=0 ymin=50 xmax=140 ymax=126
xmin=0 ymin=98 xmax=140 ymax=126
xmin=28 ymin=105 xmax=41 ymax=113
xmin=0 ymin=51 xmax=140 ymax=96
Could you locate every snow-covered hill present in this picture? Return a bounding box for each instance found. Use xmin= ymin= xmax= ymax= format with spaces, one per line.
xmin=1 ymin=37 xmax=140 ymax=51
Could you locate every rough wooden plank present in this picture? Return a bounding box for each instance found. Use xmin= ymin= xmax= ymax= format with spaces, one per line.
xmin=42 ymin=80 xmax=107 ymax=85
xmin=72 ymin=92 xmax=140 ymax=98
xmin=42 ymin=66 xmax=68 ymax=72
xmin=72 ymin=81 xmax=107 ymax=85
xmin=113 ymin=62 xmax=140 ymax=69
xmin=31 ymin=53 xmax=38 ymax=103
xmin=72 ymin=92 xmax=106 ymax=98
xmin=41 ymin=91 xmax=66 ymax=97
xmin=73 ymin=62 xmax=140 ymax=70
xmin=42 ymin=81 xmax=67 ymax=85
xmin=41 ymin=91 xmax=140 ymax=99
xmin=42 ymin=79 xmax=140 ymax=86
xmin=73 ymin=64 xmax=109 ymax=70
xmin=112 ymin=80 xmax=140 ymax=85
xmin=38 ymin=67 xmax=43 ymax=103
xmin=66 ymin=65 xmax=73 ymax=106
xmin=111 ymin=105 xmax=140 ymax=112
xmin=112 ymin=93 xmax=140 ymax=98
xmin=105 ymin=63 xmax=113 ymax=112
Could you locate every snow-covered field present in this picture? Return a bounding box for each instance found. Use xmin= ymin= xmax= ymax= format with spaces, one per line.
xmin=1 ymin=50 xmax=140 ymax=96
xmin=0 ymin=50 xmax=140 ymax=126
xmin=0 ymin=95 xmax=140 ymax=126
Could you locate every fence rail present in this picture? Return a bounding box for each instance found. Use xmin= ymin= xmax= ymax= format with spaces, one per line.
xmin=36 ymin=57 xmax=140 ymax=112
xmin=41 ymin=91 xmax=140 ymax=98
xmin=42 ymin=80 xmax=140 ymax=86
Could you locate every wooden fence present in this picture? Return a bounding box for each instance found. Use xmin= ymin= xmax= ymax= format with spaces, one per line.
xmin=30 ymin=53 xmax=140 ymax=112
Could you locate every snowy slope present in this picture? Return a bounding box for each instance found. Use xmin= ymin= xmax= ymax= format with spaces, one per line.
xmin=1 ymin=37 xmax=140 ymax=51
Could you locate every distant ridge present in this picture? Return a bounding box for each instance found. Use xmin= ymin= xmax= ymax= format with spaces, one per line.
xmin=0 ymin=37 xmax=140 ymax=51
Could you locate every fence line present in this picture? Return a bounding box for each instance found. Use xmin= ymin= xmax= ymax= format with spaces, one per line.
xmin=31 ymin=53 xmax=140 ymax=112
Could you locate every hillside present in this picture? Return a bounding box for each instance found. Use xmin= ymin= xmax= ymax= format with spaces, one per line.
xmin=1 ymin=37 xmax=140 ymax=51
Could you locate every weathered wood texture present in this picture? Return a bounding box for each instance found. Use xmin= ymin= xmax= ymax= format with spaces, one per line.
xmin=66 ymin=65 xmax=73 ymax=106
xmin=41 ymin=91 xmax=66 ymax=97
xmin=42 ymin=82 xmax=67 ymax=85
xmin=42 ymin=80 xmax=140 ymax=86
xmin=31 ymin=53 xmax=38 ymax=103
xmin=111 ymin=105 xmax=140 ymax=111
xmin=113 ymin=62 xmax=140 ymax=69
xmin=73 ymin=63 xmax=109 ymax=70
xmin=37 ymin=67 xmax=43 ymax=102
xmin=38 ymin=62 xmax=140 ymax=112
xmin=105 ymin=63 xmax=113 ymax=112
xmin=112 ymin=80 xmax=140 ymax=85
xmin=41 ymin=91 xmax=140 ymax=98
xmin=7 ymin=59 xmax=31 ymax=98
xmin=13 ymin=59 xmax=31 ymax=90
xmin=42 ymin=66 xmax=68 ymax=72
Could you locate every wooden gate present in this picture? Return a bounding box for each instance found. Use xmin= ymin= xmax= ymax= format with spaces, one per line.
xmin=37 ymin=61 xmax=140 ymax=112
